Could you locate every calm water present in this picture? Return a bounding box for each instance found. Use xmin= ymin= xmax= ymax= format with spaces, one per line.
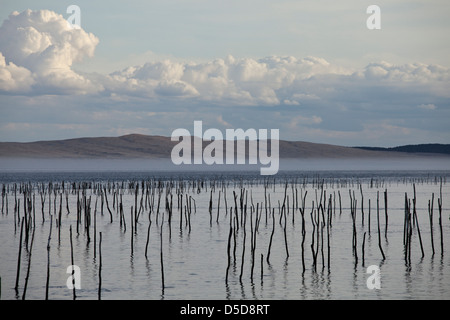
xmin=1 ymin=169 xmax=449 ymax=300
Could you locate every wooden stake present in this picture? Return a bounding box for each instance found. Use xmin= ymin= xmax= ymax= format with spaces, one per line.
xmin=377 ymin=191 xmax=386 ymax=260
xmin=98 ymin=232 xmax=102 ymax=300
xmin=69 ymin=225 xmax=76 ymax=300
xmin=21 ymin=226 xmax=35 ymax=300
xmin=428 ymin=193 xmax=435 ymax=256
xmin=45 ymin=215 xmax=52 ymax=300
xmin=14 ymin=219 xmax=25 ymax=293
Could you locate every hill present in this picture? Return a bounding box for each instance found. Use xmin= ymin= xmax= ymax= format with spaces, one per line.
xmin=0 ymin=134 xmax=448 ymax=159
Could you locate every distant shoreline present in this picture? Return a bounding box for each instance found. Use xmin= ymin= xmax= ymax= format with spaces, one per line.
xmin=1 ymin=134 xmax=449 ymax=160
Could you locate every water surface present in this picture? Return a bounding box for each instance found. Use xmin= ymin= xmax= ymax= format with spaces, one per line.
xmin=0 ymin=168 xmax=449 ymax=300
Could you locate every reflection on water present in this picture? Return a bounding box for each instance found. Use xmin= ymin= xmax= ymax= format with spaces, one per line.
xmin=0 ymin=169 xmax=449 ymax=300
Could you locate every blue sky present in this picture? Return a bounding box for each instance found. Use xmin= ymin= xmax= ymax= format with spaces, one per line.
xmin=0 ymin=0 xmax=449 ymax=146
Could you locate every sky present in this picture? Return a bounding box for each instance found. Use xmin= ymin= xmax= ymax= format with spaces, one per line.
xmin=0 ymin=0 xmax=449 ymax=147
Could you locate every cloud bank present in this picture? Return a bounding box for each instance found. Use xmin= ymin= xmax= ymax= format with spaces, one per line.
xmin=1 ymin=9 xmax=449 ymax=104
xmin=0 ymin=9 xmax=100 ymax=94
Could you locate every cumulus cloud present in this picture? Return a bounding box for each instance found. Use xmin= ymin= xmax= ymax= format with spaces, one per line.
xmin=1 ymin=9 xmax=449 ymax=114
xmin=0 ymin=9 xmax=100 ymax=94
xmin=0 ymin=52 xmax=34 ymax=92
xmin=155 ymin=79 xmax=199 ymax=97
xmin=106 ymin=54 xmax=356 ymax=105
xmin=358 ymin=61 xmax=450 ymax=83
xmin=106 ymin=55 xmax=450 ymax=109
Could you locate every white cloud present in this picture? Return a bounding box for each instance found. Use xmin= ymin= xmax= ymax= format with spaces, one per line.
xmin=105 ymin=54 xmax=357 ymax=105
xmin=288 ymin=115 xmax=322 ymax=129
xmin=418 ymin=103 xmax=437 ymax=110
xmin=283 ymin=99 xmax=300 ymax=105
xmin=130 ymin=60 xmax=185 ymax=81
xmin=0 ymin=52 xmax=34 ymax=92
xmin=0 ymin=9 xmax=100 ymax=94
xmin=356 ymin=61 xmax=450 ymax=83
xmin=2 ymin=10 xmax=449 ymax=109
xmin=155 ymin=80 xmax=199 ymax=97
xmin=216 ymin=115 xmax=232 ymax=127
xmin=106 ymin=55 xmax=450 ymax=109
